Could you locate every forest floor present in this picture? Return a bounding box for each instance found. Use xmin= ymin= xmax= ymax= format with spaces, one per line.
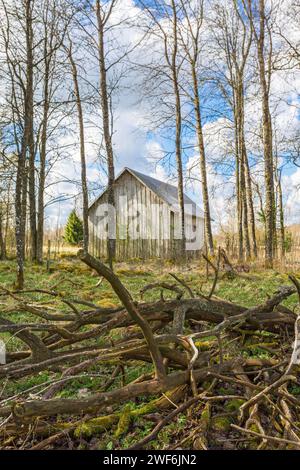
xmin=0 ymin=256 xmax=300 ymax=450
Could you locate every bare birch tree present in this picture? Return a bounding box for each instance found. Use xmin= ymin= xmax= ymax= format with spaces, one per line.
xmin=209 ymin=0 xmax=257 ymax=260
xmin=242 ymin=0 xmax=276 ymax=267
xmin=95 ymin=0 xmax=116 ymax=267
xmin=137 ymin=0 xmax=186 ymax=257
xmin=0 ymin=0 xmax=36 ymax=287
xmin=66 ymin=39 xmax=89 ymax=254
xmin=75 ymin=0 xmax=134 ymax=267
xmin=36 ymin=0 xmax=70 ymax=263
xmin=178 ymin=0 xmax=214 ymax=256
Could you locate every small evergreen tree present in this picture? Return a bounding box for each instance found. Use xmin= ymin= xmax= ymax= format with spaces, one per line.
xmin=64 ymin=210 xmax=84 ymax=246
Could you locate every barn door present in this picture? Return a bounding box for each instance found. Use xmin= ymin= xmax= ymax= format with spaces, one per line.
xmin=192 ymin=215 xmax=197 ymax=243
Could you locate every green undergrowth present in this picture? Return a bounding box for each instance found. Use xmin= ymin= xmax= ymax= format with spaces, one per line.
xmin=0 ymin=258 xmax=298 ymax=372
xmin=0 ymin=257 xmax=299 ymax=449
xmin=0 ymin=258 xmax=297 ymax=308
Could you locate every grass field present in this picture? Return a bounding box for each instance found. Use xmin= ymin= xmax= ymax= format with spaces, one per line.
xmin=1 ymin=256 xmax=298 ymax=307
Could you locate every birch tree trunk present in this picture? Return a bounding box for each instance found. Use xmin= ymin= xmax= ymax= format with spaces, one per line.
xmin=191 ymin=63 xmax=214 ymax=256
xmin=250 ymin=0 xmax=275 ymax=267
xmin=237 ymin=80 xmax=251 ymax=260
xmin=0 ymin=209 xmax=6 ymax=260
xmin=244 ymin=150 xmax=258 ymax=257
xmin=171 ymin=0 xmax=185 ymax=258
xmin=275 ymin=162 xmax=285 ymax=259
xmin=26 ymin=0 xmax=37 ymax=262
xmin=277 ymin=173 xmax=285 ymax=259
xmin=234 ymin=107 xmax=243 ymax=262
xmin=96 ymin=0 xmax=116 ymax=268
xmin=68 ymin=42 xmax=89 ymax=254
xmin=15 ymin=0 xmax=35 ymax=288
xmin=210 ymin=0 xmax=255 ymax=261
xmin=36 ymin=0 xmax=68 ymax=263
xmin=36 ymin=68 xmax=48 ymax=264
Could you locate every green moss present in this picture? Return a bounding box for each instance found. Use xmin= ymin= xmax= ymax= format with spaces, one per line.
xmin=73 ymin=389 xmax=184 ymax=440
xmin=194 ymin=340 xmax=216 ymax=350
xmin=131 ymin=401 xmax=156 ymax=417
xmin=211 ymin=416 xmax=231 ymax=432
xmin=289 ymin=384 xmax=300 ymax=396
xmin=73 ymin=398 xmax=158 ymax=439
xmin=115 ymin=405 xmax=132 ymax=438
xmin=217 ymin=386 xmax=235 ymax=395
xmin=247 ymin=423 xmax=261 ymax=450
xmin=225 ymin=399 xmax=245 ymax=412
xmin=97 ymin=299 xmax=118 ymax=309
xmin=200 ymin=403 xmax=210 ymax=428
xmin=116 ymin=267 xmax=152 ymax=277
xmin=248 ymin=423 xmax=260 ymax=434
xmin=74 ymin=414 xmax=118 ymax=438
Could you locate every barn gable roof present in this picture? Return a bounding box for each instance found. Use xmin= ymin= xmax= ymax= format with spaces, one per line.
xmin=89 ymin=167 xmax=204 ymax=218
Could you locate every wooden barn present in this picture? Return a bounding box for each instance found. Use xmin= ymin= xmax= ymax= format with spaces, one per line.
xmin=88 ymin=167 xmax=205 ymax=260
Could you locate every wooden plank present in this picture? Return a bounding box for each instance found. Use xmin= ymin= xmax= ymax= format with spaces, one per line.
xmin=88 ymin=168 xmax=204 ymax=260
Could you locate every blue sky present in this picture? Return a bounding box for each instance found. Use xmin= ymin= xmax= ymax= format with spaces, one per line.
xmin=5 ymin=0 xmax=295 ymax=232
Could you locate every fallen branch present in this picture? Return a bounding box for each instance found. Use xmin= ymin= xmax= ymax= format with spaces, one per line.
xmin=231 ymin=424 xmax=300 ymax=449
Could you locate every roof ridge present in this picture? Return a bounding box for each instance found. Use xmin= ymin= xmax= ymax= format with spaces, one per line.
xmin=128 ymin=167 xmax=178 ymax=189
xmin=126 ymin=168 xmax=204 ymax=217
xmin=89 ymin=167 xmax=205 ymax=218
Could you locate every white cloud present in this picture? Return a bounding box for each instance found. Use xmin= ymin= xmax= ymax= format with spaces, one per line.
xmin=282 ymin=169 xmax=300 ymax=224
xmin=48 ymin=0 xmax=300 ymax=231
xmin=2 ymin=0 xmax=299 ymax=231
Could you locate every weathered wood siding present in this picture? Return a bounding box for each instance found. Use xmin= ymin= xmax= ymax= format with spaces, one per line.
xmin=89 ymin=170 xmax=204 ymax=260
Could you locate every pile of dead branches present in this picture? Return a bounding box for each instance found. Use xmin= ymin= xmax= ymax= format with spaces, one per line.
xmin=0 ymin=251 xmax=300 ymax=450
